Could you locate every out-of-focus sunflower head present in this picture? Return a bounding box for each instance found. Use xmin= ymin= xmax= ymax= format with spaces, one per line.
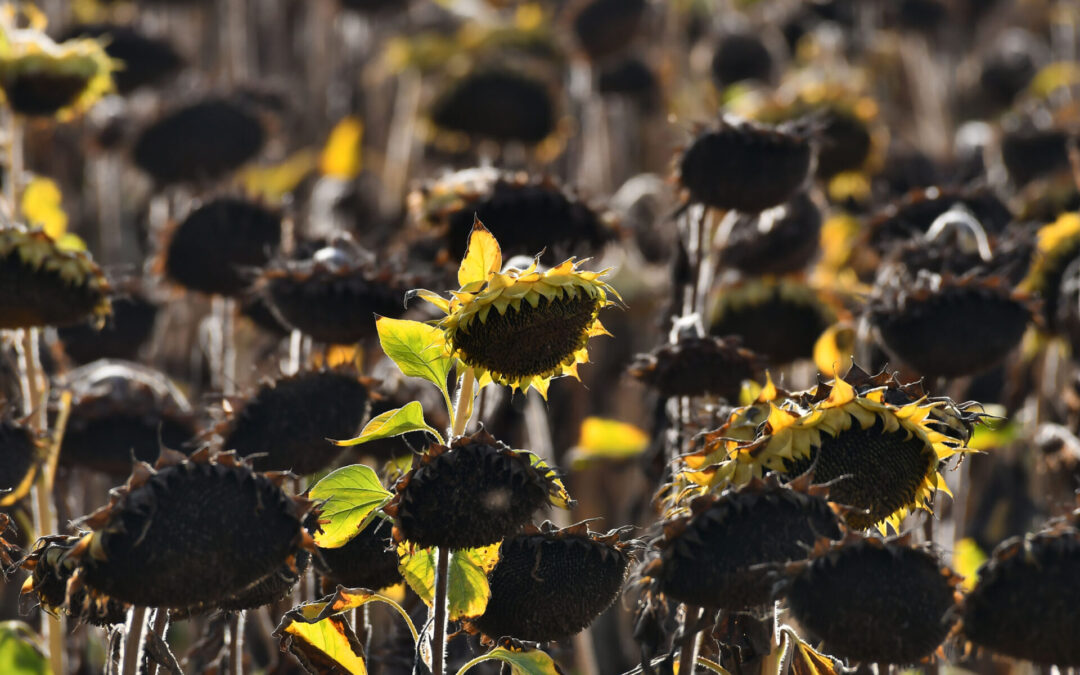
xmin=681 ymin=365 xmax=984 ymax=533
xmin=0 ymin=5 xmax=114 ymax=118
xmin=413 ymin=218 xmax=618 ymax=397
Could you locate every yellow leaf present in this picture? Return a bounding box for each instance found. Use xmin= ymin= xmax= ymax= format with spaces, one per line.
xmin=21 ymin=177 xmax=67 ymax=240
xmin=457 ymin=218 xmax=502 ymax=288
xmin=953 ymin=538 xmax=987 ymax=591
xmin=566 ymin=417 xmax=648 ymax=469
xmin=813 ymin=322 xmax=855 ymax=378
xmin=308 ymin=465 xmax=393 ymax=548
xmin=398 ymin=543 xmax=502 ymax=620
xmin=321 ymin=117 xmax=364 ymax=179
xmin=280 ymin=615 xmax=367 ymax=675
xmin=457 ymin=646 xmax=560 ymax=675
xmin=238 ymin=149 xmax=318 ymax=202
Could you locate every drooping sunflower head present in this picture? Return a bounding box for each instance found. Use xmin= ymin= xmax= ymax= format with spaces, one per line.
xmin=684 ymin=365 xmax=983 ymax=533
xmin=1021 ymin=211 xmax=1080 ymax=330
xmin=415 ymin=218 xmax=618 ymax=396
xmin=0 ymin=8 xmax=114 ymax=118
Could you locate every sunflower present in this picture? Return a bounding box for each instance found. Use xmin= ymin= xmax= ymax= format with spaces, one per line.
xmin=0 ymin=9 xmax=114 ymax=118
xmin=414 ymin=218 xmax=617 ymax=397
xmin=1021 ymin=211 xmax=1080 ymax=330
xmin=681 ymin=366 xmax=981 ymax=532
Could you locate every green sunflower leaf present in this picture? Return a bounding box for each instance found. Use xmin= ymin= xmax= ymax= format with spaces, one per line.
xmin=0 ymin=622 xmax=50 ymax=675
xmin=332 ymin=402 xmax=443 ymax=447
xmin=309 ymin=465 xmax=393 ymax=549
xmin=456 ymin=646 xmax=559 ymax=675
xmin=375 ymin=316 xmax=455 ymax=415
xmin=398 ymin=543 xmax=502 ymax=620
xmin=275 ymin=606 xmax=367 ymax=675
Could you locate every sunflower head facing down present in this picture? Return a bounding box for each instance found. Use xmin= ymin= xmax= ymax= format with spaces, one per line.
xmin=680 ymin=365 xmax=983 ymax=533
xmin=414 ymin=217 xmax=617 ymax=397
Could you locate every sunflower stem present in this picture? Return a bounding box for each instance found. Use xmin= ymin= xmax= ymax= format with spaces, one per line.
xmin=451 ymin=367 xmax=476 ymax=438
xmin=432 ymin=545 xmax=451 ymax=675
xmin=676 ymin=605 xmax=703 ymax=675
xmin=228 ymin=611 xmax=246 ymax=675
xmin=121 ymin=606 xmax=149 ymax=675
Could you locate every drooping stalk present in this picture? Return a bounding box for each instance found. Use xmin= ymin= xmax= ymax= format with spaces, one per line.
xmin=431 ymin=546 xmax=451 ymax=675
xmin=676 ymin=606 xmax=703 ymax=675
xmin=121 ymin=606 xmax=150 ymax=675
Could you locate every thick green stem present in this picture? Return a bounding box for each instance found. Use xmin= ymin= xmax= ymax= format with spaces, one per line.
xmin=432 ymin=546 xmax=451 ymax=675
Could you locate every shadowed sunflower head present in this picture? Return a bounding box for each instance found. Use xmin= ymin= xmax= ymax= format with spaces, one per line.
xmin=413 ymin=217 xmax=618 ymax=397
xmin=1021 ymin=211 xmax=1080 ymax=330
xmin=681 ymin=365 xmax=983 ymax=533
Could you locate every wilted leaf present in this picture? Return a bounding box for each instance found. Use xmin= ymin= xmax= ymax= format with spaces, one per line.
xmin=967 ymin=411 xmax=1016 ymax=451
xmin=456 ymin=646 xmax=559 ymax=675
xmin=694 ymin=657 xmax=731 ymax=674
xmin=398 ymin=543 xmax=502 ymax=620
xmin=21 ymin=177 xmax=67 ymax=240
xmin=954 ymin=538 xmax=987 ymax=591
xmin=0 ymin=622 xmax=50 ymax=675
xmin=522 ymin=452 xmax=573 ymax=509
xmin=326 ymin=588 xmax=418 ymax=643
xmin=458 ymin=218 xmax=502 ymax=288
xmin=566 ymin=417 xmax=648 ymax=470
xmin=238 ymin=149 xmax=318 ymax=202
xmin=320 ymin=116 xmax=363 ymax=179
xmin=376 ymin=317 xmax=454 ymax=413
xmin=277 ymin=606 xmax=367 ymax=675
xmin=780 ymin=626 xmax=843 ymax=675
xmin=333 ymin=402 xmax=443 ymax=447
xmin=813 ymin=323 xmax=855 ymax=378
xmin=309 ymin=465 xmax=393 ymax=548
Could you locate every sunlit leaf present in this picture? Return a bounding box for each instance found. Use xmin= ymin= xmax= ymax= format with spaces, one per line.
xmin=813 ymin=323 xmax=855 ymax=378
xmin=375 ymin=317 xmax=455 ymax=414
xmin=694 ymin=657 xmax=731 ymax=674
xmin=309 ymin=465 xmax=393 ymax=548
xmin=457 ymin=218 xmax=502 ymax=288
xmin=456 ymin=646 xmax=559 ymax=675
xmin=954 ymin=538 xmax=987 ymax=591
xmin=0 ymin=622 xmax=50 ymax=675
xmin=237 ymin=149 xmax=318 ymax=202
xmin=333 ymin=402 xmax=443 ymax=448
xmin=967 ymin=410 xmax=1016 ymax=451
xmin=780 ymin=626 xmax=842 ymax=675
xmin=398 ymin=543 xmax=502 ymax=620
xmin=21 ymin=177 xmax=67 ymax=240
xmin=522 ymin=452 xmax=572 ymax=508
xmin=566 ymin=417 xmax=649 ymax=470
xmin=321 ymin=116 xmax=364 ymax=179
xmin=277 ymin=609 xmax=367 ymax=675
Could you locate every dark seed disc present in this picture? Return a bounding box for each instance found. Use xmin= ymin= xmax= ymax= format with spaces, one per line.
xmin=222 ymin=370 xmax=370 ymax=475
xmin=0 ymin=419 xmax=38 ymax=504
xmin=431 ymin=70 xmax=557 ymax=146
xmin=452 ymin=293 xmax=598 ymax=383
xmin=80 ymin=459 xmax=304 ymax=610
xmin=1002 ymin=126 xmax=1071 ymax=188
xmin=339 ymin=0 xmax=410 ymax=14
xmin=867 ymin=187 xmax=1012 ymax=253
xmin=164 ymin=198 xmax=281 ymax=296
xmin=132 ymin=99 xmax=265 ymax=185
xmin=59 ymin=362 xmax=196 ymax=476
xmin=781 ymin=416 xmax=935 ymax=531
xmin=711 ymin=33 xmax=773 ymax=88
xmin=571 ymin=0 xmax=647 ymax=61
xmin=814 ymin=109 xmax=873 ymax=179
xmin=57 ymin=293 xmax=158 ymax=365
xmin=679 ymin=119 xmax=811 ymax=213
xmin=597 ymin=58 xmax=658 ymax=109
xmin=473 ymin=528 xmax=629 ymax=642
xmin=390 ymin=432 xmax=555 ymax=550
xmin=962 ymin=527 xmax=1080 ymax=666
xmin=314 ymin=517 xmax=402 ymax=591
xmin=1 ymin=71 xmax=90 ymax=117
xmin=658 ymin=487 xmax=841 ymax=610
xmin=214 ymin=550 xmax=310 ymax=613
xmin=718 ymin=193 xmax=822 ymax=275
xmin=628 ymin=336 xmax=761 ymax=400
xmin=710 ymin=287 xmax=832 ymax=366
xmin=58 ymin=24 xmax=183 ymax=94
xmin=786 ymin=539 xmax=958 ymax=664
xmin=871 ymin=283 xmax=1031 ymax=379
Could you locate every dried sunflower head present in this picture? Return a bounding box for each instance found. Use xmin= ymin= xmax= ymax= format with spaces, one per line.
xmin=0 ymin=225 xmax=110 ymax=329
xmin=21 ymin=535 xmax=127 ymax=626
xmin=58 ymin=24 xmax=182 ymax=94
xmin=408 ymin=167 xmax=615 ymax=265
xmin=710 ymin=32 xmax=773 ymax=88
xmin=162 ymin=196 xmax=282 ymax=297
xmin=717 ymin=192 xmax=822 ymax=276
xmin=0 ymin=15 xmax=113 ymax=118
xmin=56 ymin=287 xmax=157 ymax=365
xmin=385 ymin=429 xmax=571 ymax=550
xmin=567 ymin=0 xmax=647 ymax=62
xmin=651 ymin=477 xmax=841 ymax=610
xmin=780 ymin=534 xmax=962 ymax=664
xmin=709 ymin=277 xmax=837 ymax=366
xmin=261 ymin=236 xmax=411 ymax=345
xmin=960 ymin=509 xmax=1080 ymax=667
xmin=56 ymin=449 xmax=313 ymax=613
xmin=628 ymin=335 xmax=763 ymax=401
xmin=217 ymin=368 xmax=372 ymax=475
xmin=1021 ymin=211 xmax=1080 ymax=331
xmin=1000 ymin=112 xmax=1073 ymax=188
xmin=468 ymin=521 xmax=631 ymax=643
xmin=676 ymin=116 xmax=812 ymax=213
xmin=687 ymin=366 xmax=981 ymax=532
xmin=57 ymin=360 xmax=197 ymax=476
xmin=869 ymin=269 xmax=1035 ymax=379
xmin=310 ymin=515 xmax=402 ymax=592
xmin=415 ymin=220 xmax=617 ymax=396
xmin=429 ymin=68 xmax=559 ymax=149
xmin=132 ymin=98 xmax=265 ymax=186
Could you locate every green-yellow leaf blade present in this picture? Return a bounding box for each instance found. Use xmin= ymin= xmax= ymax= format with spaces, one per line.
xmin=566 ymin=417 xmax=649 ymax=470
xmin=375 ymin=316 xmax=455 ymax=411
xmin=457 ymin=218 xmax=502 ymax=288
xmin=332 ymin=402 xmax=443 ymax=447
xmin=398 ymin=543 xmax=502 ymax=620
xmin=278 ymin=613 xmax=367 ymax=675
xmin=309 ymin=465 xmax=393 ymax=549
xmin=0 ymin=622 xmax=50 ymax=675
xmin=457 ymin=646 xmax=559 ymax=675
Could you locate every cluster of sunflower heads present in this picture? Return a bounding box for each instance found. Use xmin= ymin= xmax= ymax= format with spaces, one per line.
xmin=676 ymin=364 xmax=984 ymax=533
xmin=414 ymin=216 xmax=618 ymax=397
